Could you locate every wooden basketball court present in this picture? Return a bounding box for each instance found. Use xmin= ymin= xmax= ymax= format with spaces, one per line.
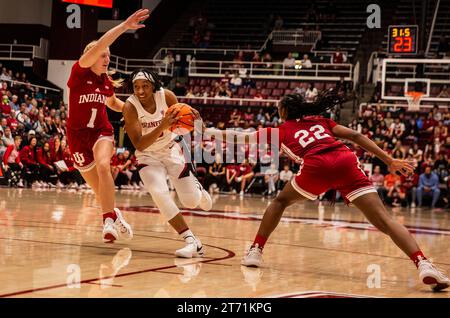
xmin=0 ymin=188 xmax=449 ymax=298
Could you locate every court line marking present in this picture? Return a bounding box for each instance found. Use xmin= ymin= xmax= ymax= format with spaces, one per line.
xmin=119 ymin=205 xmax=450 ymax=236
xmin=2 ymin=216 xmax=450 ymax=267
xmin=0 ymin=233 xmax=235 ymax=298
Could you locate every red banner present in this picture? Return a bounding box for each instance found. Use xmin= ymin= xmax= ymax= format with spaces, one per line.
xmin=62 ymin=0 xmax=113 ymax=8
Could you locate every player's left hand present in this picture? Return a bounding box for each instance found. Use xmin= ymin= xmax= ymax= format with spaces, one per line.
xmin=123 ymin=9 xmax=150 ymax=30
xmin=388 ymin=159 xmax=414 ymax=177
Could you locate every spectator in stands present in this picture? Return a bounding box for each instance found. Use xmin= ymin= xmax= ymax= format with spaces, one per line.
xmin=242 ymin=107 xmax=255 ymax=126
xmin=252 ymin=51 xmax=261 ymax=64
xmin=278 ymin=164 xmax=293 ymax=190
xmin=293 ymin=84 xmax=306 ymax=96
xmin=235 ymin=159 xmax=254 ymax=196
xmin=205 ymin=154 xmax=226 ymax=192
xmin=216 ymin=83 xmax=232 ymax=98
xmin=273 ymin=15 xmax=284 ymax=30
xmin=437 ymin=85 xmax=449 ymax=98
xmin=1 ymin=127 xmax=14 ymax=146
xmin=225 ymin=161 xmax=239 ymax=193
xmin=401 ymin=170 xmax=419 ymax=207
xmin=7 ymin=110 xmax=19 ymax=133
xmin=264 ymin=163 xmax=279 ymax=196
xmin=432 ymin=104 xmax=443 ymax=121
xmin=301 ymin=54 xmax=312 ymax=69
xmin=228 ymin=108 xmax=241 ymax=126
xmin=0 ymin=68 xmax=11 ymax=81
xmin=1 ymin=95 xmax=11 ymax=116
xmin=434 ymin=153 xmax=448 ymax=181
xmin=305 ymin=83 xmax=318 ymax=102
xmin=192 ymin=30 xmax=201 ymax=47
xmin=332 ymin=47 xmax=347 ymax=64
xmin=173 ymin=82 xmax=187 ymax=96
xmin=9 ymin=95 xmax=19 ymax=112
xmin=261 ymin=53 xmax=273 ymax=73
xmin=383 ymin=170 xmax=402 ymax=206
xmin=416 ymin=166 xmax=441 ymax=209
xmin=229 ymin=73 xmax=242 ymax=92
xmin=409 ymin=143 xmax=424 ymax=162
xmin=283 ymin=52 xmax=296 ymax=73
xmin=19 ymin=136 xmax=40 ymax=187
xmin=369 ymin=166 xmax=386 ymax=201
xmin=2 ymin=136 xmax=24 ymax=187
xmin=37 ymin=142 xmax=56 ymax=187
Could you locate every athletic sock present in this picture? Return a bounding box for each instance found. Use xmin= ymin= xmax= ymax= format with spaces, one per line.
xmin=103 ymin=211 xmax=117 ymax=223
xmin=252 ymin=234 xmax=267 ymax=250
xmin=180 ymin=228 xmax=197 ymax=243
xmin=410 ymin=250 xmax=427 ymax=268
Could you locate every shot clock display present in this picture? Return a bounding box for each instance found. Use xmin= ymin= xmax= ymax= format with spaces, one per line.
xmin=388 ymin=25 xmax=418 ymax=55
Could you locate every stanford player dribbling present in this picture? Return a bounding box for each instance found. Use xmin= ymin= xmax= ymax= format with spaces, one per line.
xmin=66 ymin=9 xmax=149 ymax=243
xmin=207 ymin=90 xmax=449 ymax=291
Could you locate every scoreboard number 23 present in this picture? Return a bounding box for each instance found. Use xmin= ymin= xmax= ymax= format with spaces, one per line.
xmin=388 ymin=25 xmax=418 ymax=54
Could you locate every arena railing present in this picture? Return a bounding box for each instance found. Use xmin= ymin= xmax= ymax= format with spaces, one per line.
xmin=115 ymin=94 xmax=280 ymax=107
xmin=358 ymin=102 xmax=448 ymax=113
xmin=188 ymin=60 xmax=353 ymax=81
xmin=270 ymin=30 xmax=322 ymax=47
xmin=153 ymin=47 xmax=256 ymax=61
xmin=109 ymin=55 xmax=174 ymax=76
xmin=0 ymin=39 xmax=49 ymax=61
xmin=2 ymin=78 xmax=61 ymax=94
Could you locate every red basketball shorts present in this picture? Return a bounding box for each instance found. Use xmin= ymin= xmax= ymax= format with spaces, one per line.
xmin=66 ymin=128 xmax=114 ymax=172
xmin=291 ymin=150 xmax=376 ymax=204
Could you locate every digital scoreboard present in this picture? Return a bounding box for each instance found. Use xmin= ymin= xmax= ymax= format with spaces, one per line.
xmin=387 ymin=25 xmax=418 ymax=55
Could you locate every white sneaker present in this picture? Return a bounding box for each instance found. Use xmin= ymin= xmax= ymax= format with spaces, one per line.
xmin=132 ymin=182 xmax=140 ymax=190
xmin=17 ymin=180 xmax=24 ymax=188
xmin=32 ymin=181 xmax=40 ymax=188
xmin=418 ymin=259 xmax=450 ymax=291
xmin=411 ymin=202 xmax=416 ymax=208
xmin=56 ymin=181 xmax=65 ymax=188
xmin=194 ymin=179 xmax=212 ymax=211
xmin=103 ymin=218 xmax=119 ymax=243
xmin=48 ymin=182 xmax=56 ymax=188
xmin=175 ymin=237 xmax=204 ymax=258
xmin=113 ymin=208 xmax=133 ymax=240
xmin=240 ymin=191 xmax=244 ymax=197
xmin=241 ymin=244 xmax=263 ymax=267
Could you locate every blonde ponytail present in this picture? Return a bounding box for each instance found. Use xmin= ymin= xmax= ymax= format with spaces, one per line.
xmin=83 ymin=40 xmax=124 ymax=88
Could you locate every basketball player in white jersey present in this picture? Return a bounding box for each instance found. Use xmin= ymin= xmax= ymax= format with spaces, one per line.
xmin=122 ymin=68 xmax=212 ymax=258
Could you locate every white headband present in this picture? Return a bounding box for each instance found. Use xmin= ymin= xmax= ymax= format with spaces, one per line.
xmin=132 ymin=71 xmax=154 ymax=83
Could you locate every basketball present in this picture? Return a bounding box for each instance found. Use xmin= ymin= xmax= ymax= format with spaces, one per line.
xmin=168 ymin=103 xmax=195 ymax=134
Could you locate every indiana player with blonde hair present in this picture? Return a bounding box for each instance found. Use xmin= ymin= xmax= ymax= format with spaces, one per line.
xmin=66 ymin=9 xmax=150 ymax=242
xmin=122 ymin=68 xmax=212 ymax=258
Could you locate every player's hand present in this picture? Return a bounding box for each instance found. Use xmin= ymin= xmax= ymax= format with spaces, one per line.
xmin=123 ymin=9 xmax=150 ymax=30
xmin=160 ymin=109 xmax=181 ymax=131
xmin=388 ymin=159 xmax=414 ymax=177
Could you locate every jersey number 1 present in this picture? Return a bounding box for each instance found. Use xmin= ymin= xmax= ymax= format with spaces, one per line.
xmin=294 ymin=125 xmax=330 ymax=147
xmin=87 ymin=108 xmax=98 ymax=128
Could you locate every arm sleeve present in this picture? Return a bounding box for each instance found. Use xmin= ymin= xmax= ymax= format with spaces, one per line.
xmin=67 ymin=61 xmax=90 ymax=88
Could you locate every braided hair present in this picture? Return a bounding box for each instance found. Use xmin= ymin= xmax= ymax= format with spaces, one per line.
xmin=280 ymin=88 xmax=343 ymax=120
xmin=128 ymin=68 xmax=163 ymax=93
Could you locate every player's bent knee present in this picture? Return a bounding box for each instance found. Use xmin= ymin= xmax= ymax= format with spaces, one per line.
xmin=148 ymin=189 xmax=179 ymax=220
xmin=178 ymin=192 xmax=201 ymax=209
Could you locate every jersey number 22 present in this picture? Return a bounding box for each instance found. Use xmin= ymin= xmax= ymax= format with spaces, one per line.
xmin=294 ymin=125 xmax=330 ymax=147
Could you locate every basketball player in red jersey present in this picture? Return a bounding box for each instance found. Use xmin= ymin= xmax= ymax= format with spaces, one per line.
xmin=207 ymin=90 xmax=449 ymax=291
xmin=66 ymin=9 xmax=150 ymax=243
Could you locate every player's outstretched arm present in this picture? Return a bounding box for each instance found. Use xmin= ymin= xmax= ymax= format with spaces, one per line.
xmin=204 ymin=128 xmax=254 ymax=144
xmin=106 ymin=94 xmax=125 ymax=112
xmin=332 ymin=124 xmax=414 ymax=176
xmin=123 ymin=100 xmax=179 ymax=151
xmin=79 ymin=9 xmax=150 ymax=68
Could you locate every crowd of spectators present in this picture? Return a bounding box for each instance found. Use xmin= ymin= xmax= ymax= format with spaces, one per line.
xmin=355 ymin=104 xmax=449 ymax=209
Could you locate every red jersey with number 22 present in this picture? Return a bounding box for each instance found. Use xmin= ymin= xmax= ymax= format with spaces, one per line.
xmin=258 ymin=116 xmax=348 ymax=162
xmin=67 ymin=61 xmax=114 ymax=131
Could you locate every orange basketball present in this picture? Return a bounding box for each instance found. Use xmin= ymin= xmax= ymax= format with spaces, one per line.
xmin=168 ymin=103 xmax=195 ymax=134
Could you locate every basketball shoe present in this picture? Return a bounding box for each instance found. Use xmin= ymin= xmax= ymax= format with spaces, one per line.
xmin=241 ymin=244 xmax=263 ymax=267
xmin=113 ymin=208 xmax=133 ymax=240
xmin=418 ymin=259 xmax=450 ymax=291
xmin=194 ymin=179 xmax=212 ymax=211
xmin=102 ymin=217 xmax=118 ymax=243
xmin=175 ymin=236 xmax=204 ymax=258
